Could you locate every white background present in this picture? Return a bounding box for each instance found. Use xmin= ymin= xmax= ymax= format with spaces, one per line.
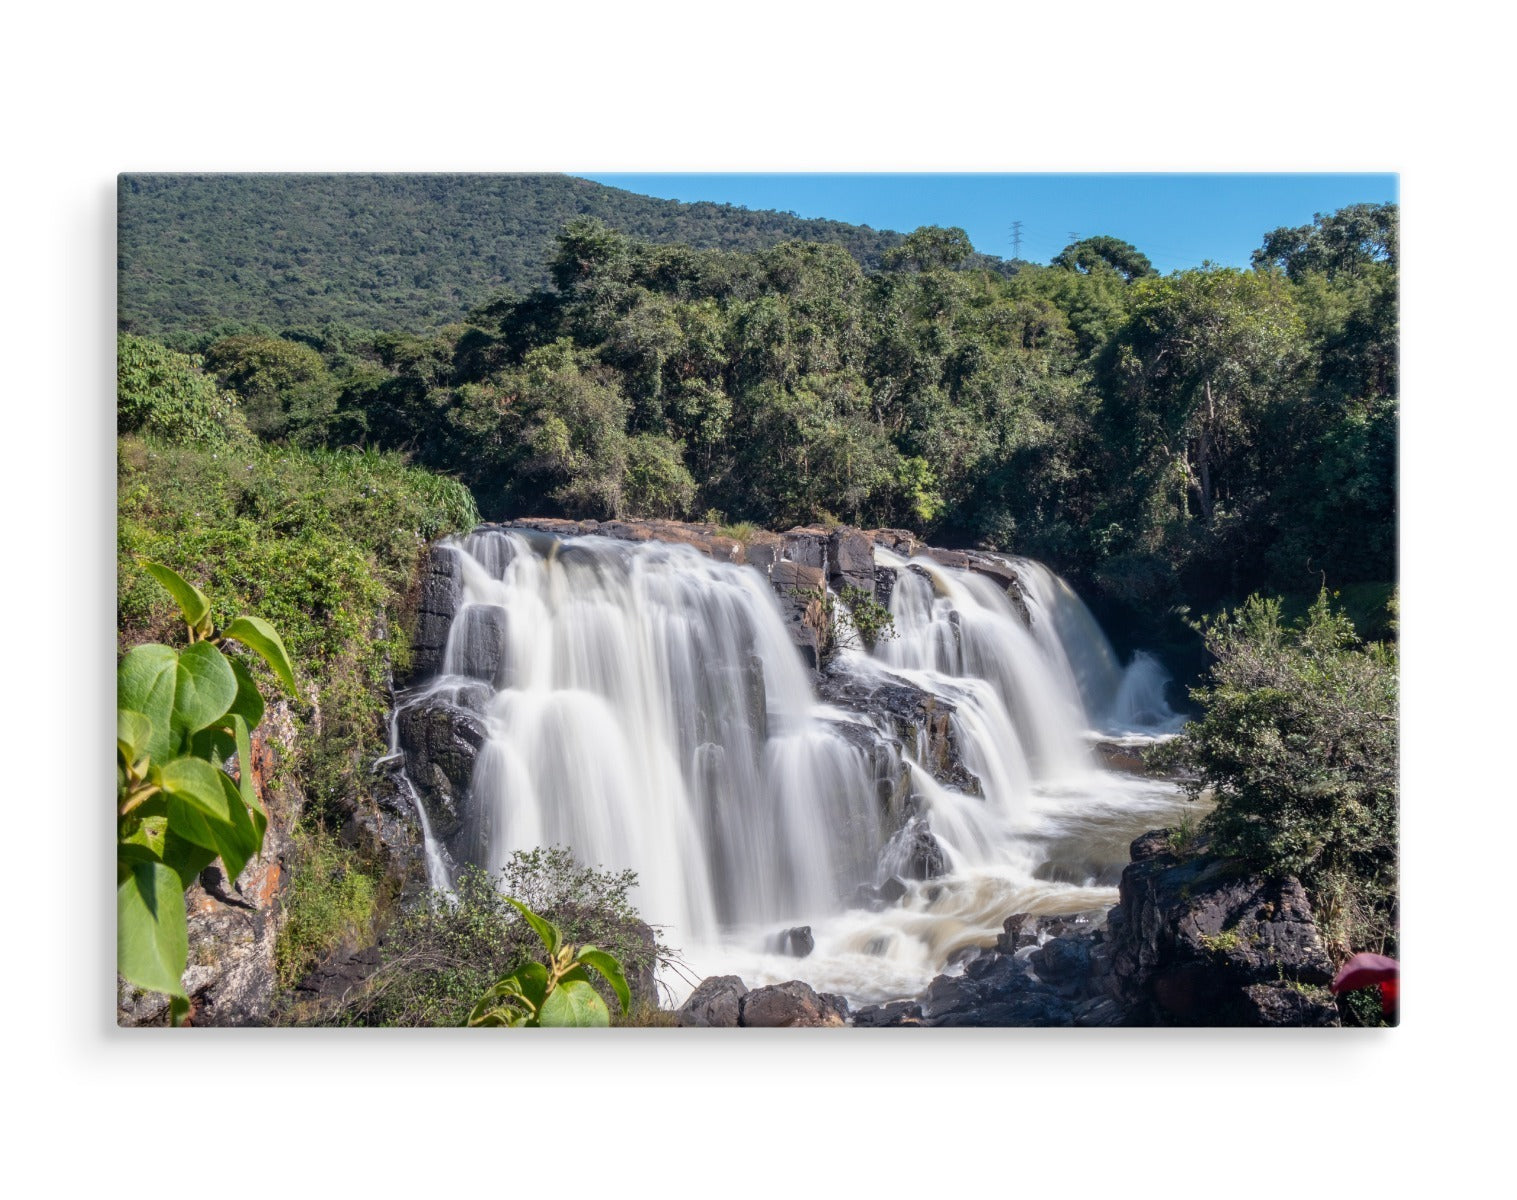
xmin=3 ymin=1 xmax=1509 ymax=1193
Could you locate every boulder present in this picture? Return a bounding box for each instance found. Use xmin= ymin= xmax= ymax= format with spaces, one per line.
xmin=771 ymin=926 xmax=815 ymax=958
xmin=445 ymin=604 xmax=511 ymax=686
xmin=679 ymin=975 xmax=750 ymax=1028
xmin=396 ymin=698 xmax=489 ymax=841
xmin=828 ymin=527 xmax=875 ymax=593
xmin=850 ymin=1000 xmax=923 ymax=1027
xmin=881 ymin=814 xmax=947 ymax=881
xmin=739 ymin=980 xmax=848 ymax=1027
xmin=1107 ymin=835 xmax=1340 ymax=1026
xmin=406 ymin=543 xmax=462 ymax=684
xmin=851 ymin=875 xmax=908 ymax=911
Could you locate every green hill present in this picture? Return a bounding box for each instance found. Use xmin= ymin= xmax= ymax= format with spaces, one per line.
xmin=119 ymin=174 xmax=1012 ymax=337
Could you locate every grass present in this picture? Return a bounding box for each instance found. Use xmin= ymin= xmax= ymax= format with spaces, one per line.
xmin=274 ymin=825 xmax=380 ymax=988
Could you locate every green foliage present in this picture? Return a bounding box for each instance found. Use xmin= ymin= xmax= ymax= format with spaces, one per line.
xmin=117 ymin=562 xmax=295 ymax=1017
xmin=205 ymin=334 xmax=338 ymax=445
xmin=623 ymin=432 xmax=696 ymax=519
xmin=119 ymin=188 xmax=1396 ymax=634
xmin=117 ymin=335 xmax=242 ymax=444
xmin=466 ymin=899 xmax=631 ymax=1028
xmin=118 ymin=174 xmax=937 ymax=337
xmin=1161 ymin=590 xmax=1398 ymax=957
xmin=330 ymin=849 xmax=668 ymax=1027
xmin=795 ymin=584 xmax=898 ymax=660
xmin=118 ymin=426 xmax=479 ymax=826
xmin=1053 ymin=236 xmax=1156 ymax=282
xmin=273 ymin=825 xmax=379 ymax=988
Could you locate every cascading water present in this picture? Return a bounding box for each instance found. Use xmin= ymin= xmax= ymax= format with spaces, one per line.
xmin=393 ymin=528 xmax=1196 ymax=1007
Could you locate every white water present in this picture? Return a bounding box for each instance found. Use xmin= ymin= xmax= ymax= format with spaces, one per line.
xmin=397 ymin=530 xmax=1194 ymax=1007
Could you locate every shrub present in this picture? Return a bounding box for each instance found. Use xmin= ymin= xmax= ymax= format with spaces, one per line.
xmin=118 ymin=335 xmax=242 ymax=444
xmin=1158 ymin=590 xmax=1398 ymax=957
xmin=623 ymin=432 xmax=697 ymax=518
xmin=274 ymin=825 xmax=379 ymax=988
xmin=330 ymin=848 xmax=670 ymax=1027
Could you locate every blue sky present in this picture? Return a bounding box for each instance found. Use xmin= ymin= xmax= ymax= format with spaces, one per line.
xmin=577 ymin=174 xmax=1398 ymax=272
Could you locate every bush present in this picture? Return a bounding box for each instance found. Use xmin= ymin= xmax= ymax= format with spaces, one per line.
xmin=1158 ymin=590 xmax=1398 ymax=957
xmin=274 ymin=825 xmax=379 ymax=988
xmin=331 ymin=848 xmax=671 ymax=1027
xmin=118 ymin=334 xmax=242 ymax=444
xmin=623 ymin=432 xmax=696 ymax=518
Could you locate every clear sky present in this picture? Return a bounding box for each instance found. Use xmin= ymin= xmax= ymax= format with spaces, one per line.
xmin=576 ymin=174 xmax=1398 ymax=272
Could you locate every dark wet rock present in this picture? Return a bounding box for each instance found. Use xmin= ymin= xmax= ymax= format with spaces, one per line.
xmin=771 ymin=926 xmax=815 ymax=958
xmin=873 ymin=565 xmax=898 ymax=610
xmin=816 ymin=667 xmax=981 ymax=795
xmin=740 ymin=980 xmax=848 ymax=1027
xmin=851 ymin=875 xmax=908 ymax=911
xmin=1107 ymin=837 xmax=1340 ymax=1026
xmin=396 ymin=698 xmax=488 ymax=842
xmin=1031 ymin=936 xmax=1092 ymax=995
xmin=882 ymin=814 xmax=947 ymax=881
xmin=407 ymin=543 xmax=462 ymax=684
xmin=343 ymin=761 xmax=429 ymax=899
xmin=779 ymin=527 xmax=831 ymax=571
xmin=679 ymin=975 xmax=749 ymax=1027
xmin=828 ymin=527 xmax=875 ymax=593
xmin=448 ymin=604 xmax=511 ymax=686
xmin=850 ymin=1000 xmax=923 ymax=1027
xmin=1237 ymin=983 xmax=1341 ymax=1027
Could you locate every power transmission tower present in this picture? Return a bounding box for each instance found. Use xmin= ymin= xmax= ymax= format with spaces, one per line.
xmin=1010 ymin=220 xmax=1023 ymax=259
xmin=1068 ymin=231 xmax=1080 ymax=245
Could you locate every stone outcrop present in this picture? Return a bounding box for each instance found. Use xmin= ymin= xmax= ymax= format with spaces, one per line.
xmin=817 ymin=668 xmax=981 ymax=795
xmin=1105 ymin=831 xmax=1339 ymax=1026
xmin=739 ymin=980 xmax=849 ymax=1028
xmin=395 ymin=697 xmax=489 ymax=849
xmin=678 ymin=977 xmax=849 ymax=1027
xmin=405 ymin=543 xmax=462 ymax=685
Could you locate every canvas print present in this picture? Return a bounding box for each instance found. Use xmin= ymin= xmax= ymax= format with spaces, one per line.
xmin=116 ymin=173 xmax=1398 ymax=1028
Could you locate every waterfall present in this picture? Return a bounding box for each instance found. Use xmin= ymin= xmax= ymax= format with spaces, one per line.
xmin=419 ymin=529 xmax=885 ymax=942
xmin=395 ymin=527 xmax=1193 ymax=1005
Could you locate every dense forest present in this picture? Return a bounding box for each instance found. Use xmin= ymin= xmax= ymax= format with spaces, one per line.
xmin=119 ymin=174 xmax=1007 ymax=338
xmin=120 ymin=197 xmax=1396 ymax=640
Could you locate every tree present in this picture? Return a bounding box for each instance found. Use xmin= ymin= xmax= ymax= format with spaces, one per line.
xmin=204 ymin=334 xmax=338 ymax=444
xmin=883 ymin=225 xmax=975 ymax=272
xmin=1252 ymin=202 xmax=1398 ymax=281
xmin=1053 ymin=235 xmax=1156 ymax=282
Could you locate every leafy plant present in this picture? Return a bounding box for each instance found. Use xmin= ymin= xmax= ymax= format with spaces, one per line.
xmin=467 ymin=900 xmax=631 ymax=1028
xmin=117 ymin=561 xmax=296 ymax=1022
xmin=794 ymin=584 xmax=897 ymax=660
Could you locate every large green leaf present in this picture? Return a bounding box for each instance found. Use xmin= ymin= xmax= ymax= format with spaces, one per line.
xmin=118 ymin=861 xmax=187 ymax=998
xmin=118 ymin=644 xmax=178 ymax=763
xmin=576 ymin=946 xmax=632 ymax=1014
xmin=507 ymin=897 xmax=562 ymax=958
xmin=538 ymin=978 xmax=610 ymax=1027
xmin=142 ymin=561 xmax=211 ymax=632
xmin=160 ymin=830 xmax=217 ymax=889
xmin=223 ymin=616 xmax=297 ymax=695
xmin=225 ymin=655 xmax=266 ymax=730
xmin=117 ymin=710 xmax=154 ymax=762
xmin=159 ymin=756 xmax=233 ymax=826
xmin=172 ymin=641 xmax=237 ymax=738
xmin=214 ymin=769 xmax=262 ymax=883
xmin=231 ymin=714 xmax=266 ymax=842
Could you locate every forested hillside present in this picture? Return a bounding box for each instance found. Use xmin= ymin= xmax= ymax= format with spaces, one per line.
xmin=119 ymin=174 xmax=1015 ymax=337
xmin=135 ymin=204 xmax=1394 ymax=641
